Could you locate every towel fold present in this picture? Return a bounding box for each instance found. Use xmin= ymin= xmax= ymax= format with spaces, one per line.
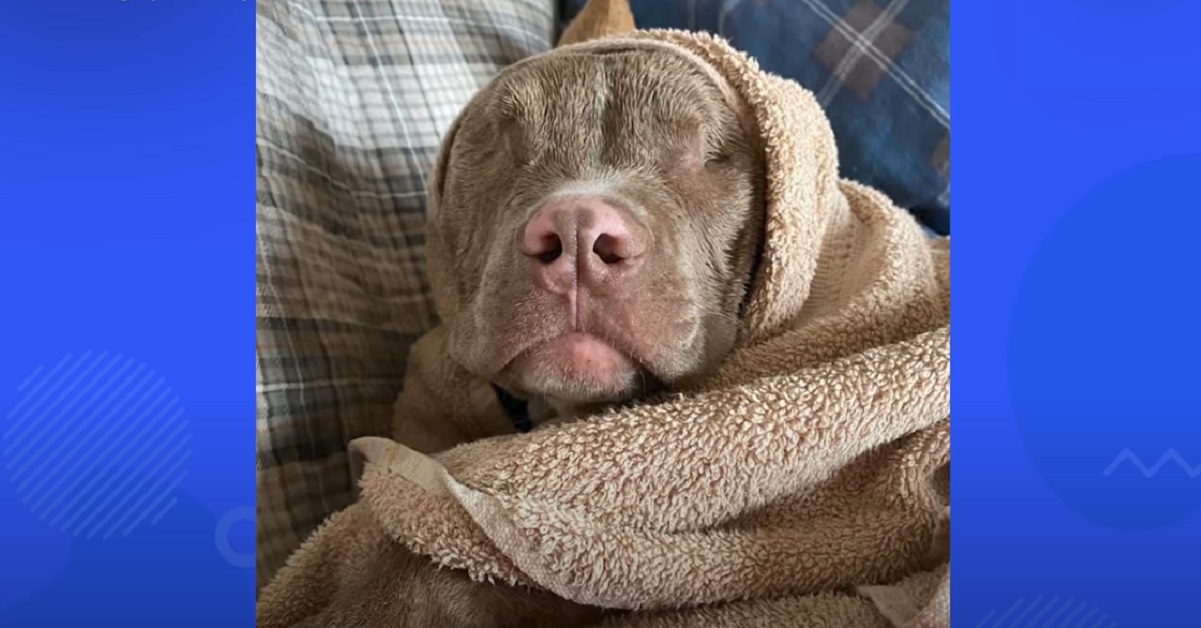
xmin=258 ymin=27 xmax=949 ymax=628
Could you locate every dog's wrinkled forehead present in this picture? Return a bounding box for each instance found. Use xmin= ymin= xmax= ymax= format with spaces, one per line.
xmin=451 ymin=47 xmax=748 ymax=183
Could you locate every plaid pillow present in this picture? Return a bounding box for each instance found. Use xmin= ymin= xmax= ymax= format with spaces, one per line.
xmin=255 ymin=0 xmax=555 ymax=589
xmin=561 ymin=0 xmax=951 ymax=235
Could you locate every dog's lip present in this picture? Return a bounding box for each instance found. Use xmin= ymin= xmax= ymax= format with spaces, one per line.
xmin=544 ymin=331 xmax=633 ymax=365
xmin=505 ymin=330 xmax=629 ymax=370
xmin=497 ymin=329 xmax=656 ymax=387
xmin=505 ymin=331 xmax=647 ymax=402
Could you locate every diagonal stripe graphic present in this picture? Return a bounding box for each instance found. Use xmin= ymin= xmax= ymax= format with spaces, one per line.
xmin=13 ymin=358 xmax=142 ymax=485
xmin=107 ymin=470 xmax=189 ymax=538
xmin=1021 ymin=595 xmax=1063 ymax=627
xmin=4 ymin=360 xmax=145 ymax=472
xmin=34 ymin=405 xmax=184 ymax=522
xmin=56 ymin=417 xmax=188 ymax=532
xmin=31 ymin=378 xmax=171 ymax=510
xmin=1036 ymin=597 xmax=1075 ymax=627
xmin=1007 ymin=595 xmax=1047 ymax=627
xmin=148 ymin=496 xmax=180 ymax=527
xmin=83 ymin=448 xmax=192 ymax=539
xmin=7 ymin=353 xmax=125 ymax=475
xmin=18 ymin=364 xmax=45 ymax=391
xmin=4 ymin=354 xmax=192 ymax=539
xmin=27 ymin=369 xmax=164 ymax=515
xmin=1071 ymin=607 xmax=1100 ymax=627
xmin=972 ymin=597 xmax=1113 ymax=628
xmin=3 ymin=352 xmax=94 ymax=445
xmin=48 ymin=415 xmax=187 ymax=529
xmin=17 ymin=377 xmax=170 ymax=494
xmin=1054 ymin=600 xmax=1091 ymax=627
xmin=990 ymin=598 xmax=1026 ymax=627
xmin=4 ymin=354 xmax=74 ymax=425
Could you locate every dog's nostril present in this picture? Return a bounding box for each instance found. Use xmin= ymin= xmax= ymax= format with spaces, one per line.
xmin=535 ymin=235 xmax=563 ymax=264
xmin=592 ymin=234 xmax=624 ymax=265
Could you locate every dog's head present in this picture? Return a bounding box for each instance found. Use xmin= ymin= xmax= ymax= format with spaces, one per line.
xmin=427 ymin=46 xmax=764 ymax=408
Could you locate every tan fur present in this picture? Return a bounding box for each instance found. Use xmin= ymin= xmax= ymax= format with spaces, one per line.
xmin=258 ymin=26 xmax=950 ymax=628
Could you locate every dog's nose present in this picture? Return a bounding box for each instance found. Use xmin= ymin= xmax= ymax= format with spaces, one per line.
xmin=521 ymin=196 xmax=648 ymax=286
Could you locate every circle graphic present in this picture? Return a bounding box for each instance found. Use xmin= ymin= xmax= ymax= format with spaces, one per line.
xmin=1009 ymin=154 xmax=1201 ymax=529
xmin=2 ymin=352 xmax=192 ymax=539
xmin=215 ymin=506 xmax=255 ymax=569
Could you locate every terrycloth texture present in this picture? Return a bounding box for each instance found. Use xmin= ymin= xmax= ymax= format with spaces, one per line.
xmin=258 ymin=28 xmax=950 ymax=628
xmin=254 ymin=0 xmax=556 ymax=589
xmin=560 ymin=0 xmax=951 ymax=235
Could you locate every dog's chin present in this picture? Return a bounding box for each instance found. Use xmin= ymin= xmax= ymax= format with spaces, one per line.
xmin=504 ymin=332 xmax=644 ymax=404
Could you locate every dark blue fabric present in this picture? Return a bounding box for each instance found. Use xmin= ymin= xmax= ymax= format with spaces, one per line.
xmin=561 ymin=0 xmax=950 ymax=235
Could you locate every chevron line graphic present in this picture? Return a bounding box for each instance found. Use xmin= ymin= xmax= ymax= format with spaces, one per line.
xmin=1103 ymin=448 xmax=1201 ymax=478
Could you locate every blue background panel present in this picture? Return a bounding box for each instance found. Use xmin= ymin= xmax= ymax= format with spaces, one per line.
xmin=956 ymin=0 xmax=1201 ymax=626
xmin=0 ymin=1 xmax=256 ymax=625
xmin=1 ymin=0 xmax=1200 ymax=625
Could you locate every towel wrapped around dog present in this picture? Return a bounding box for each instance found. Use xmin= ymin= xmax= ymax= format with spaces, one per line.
xmin=257 ymin=27 xmax=950 ymax=628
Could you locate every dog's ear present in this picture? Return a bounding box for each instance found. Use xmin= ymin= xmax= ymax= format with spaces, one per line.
xmin=557 ymin=0 xmax=636 ymax=47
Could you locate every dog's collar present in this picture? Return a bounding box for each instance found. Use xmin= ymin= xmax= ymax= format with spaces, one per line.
xmin=490 ymin=384 xmax=533 ymax=433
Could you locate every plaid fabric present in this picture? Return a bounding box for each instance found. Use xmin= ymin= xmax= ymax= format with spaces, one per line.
xmin=255 ymin=0 xmax=555 ymax=590
xmin=561 ymin=0 xmax=950 ymax=235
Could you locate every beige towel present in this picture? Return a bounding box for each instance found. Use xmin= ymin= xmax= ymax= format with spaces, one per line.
xmin=258 ymin=28 xmax=950 ymax=628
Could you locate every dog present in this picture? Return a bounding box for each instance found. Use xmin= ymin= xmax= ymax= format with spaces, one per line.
xmin=263 ymin=26 xmax=951 ymax=628
xmin=422 ymin=45 xmax=767 ymax=426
